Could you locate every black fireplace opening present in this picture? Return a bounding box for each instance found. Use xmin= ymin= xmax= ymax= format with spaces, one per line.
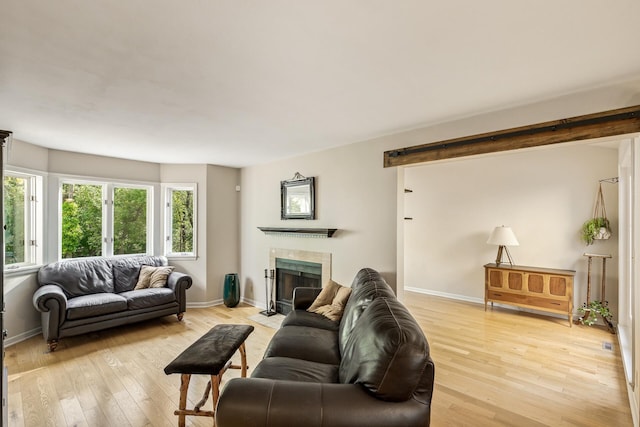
xmin=275 ymin=258 xmax=322 ymax=315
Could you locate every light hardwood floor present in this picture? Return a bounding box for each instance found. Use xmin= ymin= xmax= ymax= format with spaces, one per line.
xmin=5 ymin=292 xmax=633 ymax=427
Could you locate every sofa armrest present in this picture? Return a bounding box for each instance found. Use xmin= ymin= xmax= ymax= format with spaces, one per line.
xmin=216 ymin=378 xmax=431 ymax=427
xmin=33 ymin=285 xmax=67 ymax=315
xmin=32 ymin=285 xmax=68 ymax=341
xmin=167 ymin=271 xmax=193 ymax=313
xmin=292 ymin=287 xmax=323 ymax=310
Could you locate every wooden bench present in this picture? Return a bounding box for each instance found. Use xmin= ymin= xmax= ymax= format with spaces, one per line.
xmin=164 ymin=324 xmax=254 ymax=426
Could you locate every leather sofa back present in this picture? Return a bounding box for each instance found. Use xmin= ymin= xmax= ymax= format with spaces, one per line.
xmin=339 ymin=268 xmax=396 ymax=356
xmin=111 ymin=255 xmax=167 ymax=292
xmin=38 ymin=255 xmax=167 ymax=298
xmin=339 ymin=297 xmax=433 ymax=402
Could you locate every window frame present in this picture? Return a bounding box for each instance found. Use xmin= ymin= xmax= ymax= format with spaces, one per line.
xmin=4 ymin=169 xmax=44 ymax=273
xmin=59 ymin=178 xmax=153 ymax=259
xmin=163 ymin=183 xmax=197 ymax=259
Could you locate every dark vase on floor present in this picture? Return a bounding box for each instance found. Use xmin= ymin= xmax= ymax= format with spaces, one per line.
xmin=223 ymin=273 xmax=240 ymax=307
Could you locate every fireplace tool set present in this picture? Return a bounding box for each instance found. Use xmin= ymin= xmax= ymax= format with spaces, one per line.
xmin=260 ymin=269 xmax=277 ymax=317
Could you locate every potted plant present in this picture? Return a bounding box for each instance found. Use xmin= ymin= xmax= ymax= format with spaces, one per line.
xmin=580 ymin=183 xmax=611 ymax=245
xmin=577 ymin=300 xmax=615 ymax=333
xmin=581 ymin=217 xmax=611 ymax=245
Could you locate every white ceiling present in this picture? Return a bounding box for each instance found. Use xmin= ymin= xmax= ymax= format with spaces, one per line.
xmin=1 ymin=1 xmax=639 ymax=167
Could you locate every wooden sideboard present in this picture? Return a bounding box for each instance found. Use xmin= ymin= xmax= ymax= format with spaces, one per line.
xmin=484 ymin=263 xmax=575 ymax=327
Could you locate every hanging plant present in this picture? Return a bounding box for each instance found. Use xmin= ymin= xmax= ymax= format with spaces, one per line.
xmin=581 ymin=217 xmax=611 ymax=245
xmin=580 ymin=183 xmax=611 ymax=245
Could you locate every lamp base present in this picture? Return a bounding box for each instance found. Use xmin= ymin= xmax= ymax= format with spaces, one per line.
xmin=495 ymin=245 xmax=515 ymax=267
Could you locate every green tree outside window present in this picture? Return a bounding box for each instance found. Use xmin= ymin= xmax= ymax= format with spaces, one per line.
xmin=114 ymin=187 xmax=147 ymax=255
xmin=172 ymin=189 xmax=194 ymax=253
xmin=61 ymin=183 xmax=102 ymax=258
xmin=4 ymin=176 xmax=26 ymax=264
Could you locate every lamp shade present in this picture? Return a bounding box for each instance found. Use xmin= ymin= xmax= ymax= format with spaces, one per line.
xmin=487 ymin=226 xmax=519 ymax=246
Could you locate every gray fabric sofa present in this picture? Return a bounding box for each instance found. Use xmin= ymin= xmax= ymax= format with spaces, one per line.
xmin=216 ymin=268 xmax=435 ymax=427
xmin=33 ymin=255 xmax=192 ymax=351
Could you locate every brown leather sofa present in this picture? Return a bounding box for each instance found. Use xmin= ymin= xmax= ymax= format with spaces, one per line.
xmin=33 ymin=255 xmax=192 ymax=351
xmin=216 ymin=268 xmax=435 ymax=427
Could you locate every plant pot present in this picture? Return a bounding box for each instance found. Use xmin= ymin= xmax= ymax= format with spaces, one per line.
xmin=595 ymin=227 xmax=611 ymax=240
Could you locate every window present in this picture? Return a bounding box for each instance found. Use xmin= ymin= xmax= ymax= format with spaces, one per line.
xmin=61 ymin=183 xmax=103 ymax=258
xmin=164 ymin=184 xmax=196 ymax=257
xmin=113 ymin=187 xmax=148 ymax=255
xmin=4 ymin=171 xmax=43 ymax=270
xmin=61 ymin=180 xmax=152 ymax=259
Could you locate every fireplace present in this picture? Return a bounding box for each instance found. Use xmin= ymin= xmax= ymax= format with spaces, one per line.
xmin=275 ymin=258 xmax=322 ymax=315
xmin=268 ymin=248 xmax=331 ymax=315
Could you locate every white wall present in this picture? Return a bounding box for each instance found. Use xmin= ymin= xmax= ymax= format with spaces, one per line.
xmin=239 ymin=77 xmax=640 ymax=312
xmin=47 ymin=149 xmax=161 ymax=182
xmin=630 ymin=136 xmax=640 ymax=426
xmin=5 ymin=139 xmax=48 ymax=171
xmin=403 ymin=144 xmax=619 ymax=317
xmin=206 ymin=164 xmax=241 ymax=303
xmin=240 ymin=140 xmax=399 ymax=308
xmin=159 ymin=164 xmax=241 ymax=306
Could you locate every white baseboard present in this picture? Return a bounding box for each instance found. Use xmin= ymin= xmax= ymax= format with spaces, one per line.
xmin=240 ymin=297 xmax=266 ymax=310
xmin=5 ymin=327 xmax=42 ymax=348
xmin=186 ymin=299 xmax=223 ymax=309
xmin=187 ymin=298 xmax=265 ymax=309
xmin=405 ymin=286 xmax=483 ymax=304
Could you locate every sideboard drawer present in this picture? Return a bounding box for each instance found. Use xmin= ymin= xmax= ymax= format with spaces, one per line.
xmin=488 ymin=290 xmax=569 ymax=312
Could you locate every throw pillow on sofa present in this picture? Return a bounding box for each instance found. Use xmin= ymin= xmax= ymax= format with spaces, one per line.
xmin=307 ymin=279 xmax=352 ymax=321
xmin=135 ymin=266 xmax=175 ymax=290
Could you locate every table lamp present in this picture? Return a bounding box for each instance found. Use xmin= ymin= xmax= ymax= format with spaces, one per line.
xmin=487 ymin=226 xmax=519 ymax=266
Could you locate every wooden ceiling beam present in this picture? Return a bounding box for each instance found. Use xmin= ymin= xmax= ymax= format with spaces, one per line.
xmin=383 ymin=105 xmax=640 ymax=167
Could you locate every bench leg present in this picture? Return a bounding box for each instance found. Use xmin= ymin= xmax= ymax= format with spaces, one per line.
xmin=194 ymin=379 xmax=212 ymax=411
xmin=239 ymin=342 xmax=248 ymax=377
xmin=178 ymin=374 xmax=191 ymax=427
xmin=212 ymin=374 xmax=221 ymax=413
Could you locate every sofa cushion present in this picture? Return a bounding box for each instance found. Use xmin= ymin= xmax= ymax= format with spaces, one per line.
xmin=120 ymin=288 xmax=176 ymax=310
xmin=38 ymin=258 xmax=115 ymax=297
xmin=339 ymin=268 xmax=396 ymax=355
xmin=252 ymin=357 xmax=339 ymax=383
xmin=66 ymin=293 xmax=127 ymax=320
xmin=339 ymin=297 xmax=430 ymax=402
xmin=281 ymin=310 xmax=339 ymax=331
xmin=134 ymin=266 xmax=174 ymax=290
xmin=263 ymin=325 xmax=340 ymax=365
xmin=307 ymin=280 xmax=344 ymax=310
xmin=308 ymin=280 xmax=352 ymax=322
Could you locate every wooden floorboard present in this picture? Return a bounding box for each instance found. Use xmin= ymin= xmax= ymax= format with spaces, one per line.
xmin=5 ymin=293 xmax=633 ymax=427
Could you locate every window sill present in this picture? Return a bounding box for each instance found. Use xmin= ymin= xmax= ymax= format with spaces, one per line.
xmin=4 ymin=264 xmax=42 ymax=277
xmin=166 ymin=255 xmax=198 ymax=261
